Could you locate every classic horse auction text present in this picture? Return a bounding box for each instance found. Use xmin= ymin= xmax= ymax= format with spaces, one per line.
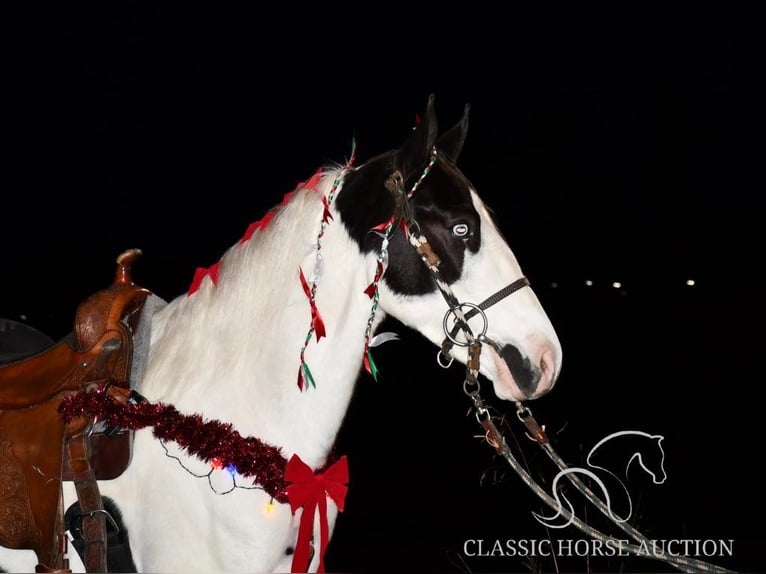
xmin=462 ymin=538 xmax=734 ymax=558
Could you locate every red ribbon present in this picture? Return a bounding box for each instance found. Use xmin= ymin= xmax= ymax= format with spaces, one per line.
xmin=363 ymin=282 xmax=377 ymax=299
xmin=240 ymin=221 xmax=260 ymax=243
xmin=321 ymin=195 xmax=333 ymax=224
xmin=299 ymin=168 xmax=323 ymax=192
xmin=286 ymin=454 xmax=349 ymax=573
xmin=371 ymin=217 xmax=394 ymax=232
xmin=296 ymin=364 xmax=304 ymax=392
xmin=188 ymin=261 xmax=221 ymax=295
xmin=299 ymin=268 xmax=326 ymax=341
xmin=362 ymin=350 xmax=373 ymax=375
xmin=364 ymin=260 xmax=385 ymax=299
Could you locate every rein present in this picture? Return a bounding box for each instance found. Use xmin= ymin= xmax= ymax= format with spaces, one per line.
xmin=387 ymin=151 xmax=736 ymax=574
xmin=475 ymin=405 xmax=735 ymax=573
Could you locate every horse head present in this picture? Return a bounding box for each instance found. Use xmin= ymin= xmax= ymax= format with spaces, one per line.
xmin=587 ymin=430 xmax=669 ymax=486
xmin=336 ymin=95 xmax=562 ymax=402
xmin=627 ymin=434 xmax=668 ymax=485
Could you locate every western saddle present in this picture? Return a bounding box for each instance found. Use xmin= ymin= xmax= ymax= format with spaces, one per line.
xmin=0 ymin=249 xmax=152 ymax=573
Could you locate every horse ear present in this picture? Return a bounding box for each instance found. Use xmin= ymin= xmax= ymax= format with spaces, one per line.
xmin=436 ymin=103 xmax=470 ymax=162
xmin=396 ymin=93 xmax=438 ymax=179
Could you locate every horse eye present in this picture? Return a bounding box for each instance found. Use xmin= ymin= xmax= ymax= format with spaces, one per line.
xmin=451 ymin=223 xmax=471 ymax=238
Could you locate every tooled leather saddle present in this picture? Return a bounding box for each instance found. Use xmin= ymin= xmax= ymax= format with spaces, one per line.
xmin=0 ymin=249 xmax=154 ymax=573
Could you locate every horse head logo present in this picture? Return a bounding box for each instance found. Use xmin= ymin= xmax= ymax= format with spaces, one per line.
xmin=533 ymin=430 xmax=667 ymax=529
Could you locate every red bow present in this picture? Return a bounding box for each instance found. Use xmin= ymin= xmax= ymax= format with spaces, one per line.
xmin=285 ymin=454 xmax=349 ymax=573
xmin=188 ymin=261 xmax=221 ymax=296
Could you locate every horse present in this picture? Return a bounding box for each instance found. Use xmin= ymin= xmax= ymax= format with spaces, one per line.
xmin=0 ymin=94 xmax=563 ymax=573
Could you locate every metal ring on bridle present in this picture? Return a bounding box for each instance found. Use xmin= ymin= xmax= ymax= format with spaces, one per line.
xmin=442 ymin=302 xmax=488 ymax=346
xmin=436 ymin=349 xmax=454 ymax=368
xmin=462 ymin=374 xmax=481 ymax=397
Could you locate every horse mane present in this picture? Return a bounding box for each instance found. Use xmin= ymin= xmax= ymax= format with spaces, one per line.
xmin=183 ymin=164 xmax=348 ymax=309
xmin=143 ymin=162 xmax=363 ymax=396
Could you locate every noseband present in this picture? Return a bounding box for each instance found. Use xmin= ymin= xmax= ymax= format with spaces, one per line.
xmin=384 ymin=148 xmax=531 ymax=380
xmin=440 ymin=275 xmax=530 ymax=351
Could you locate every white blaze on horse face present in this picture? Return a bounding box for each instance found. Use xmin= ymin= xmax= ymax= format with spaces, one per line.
xmin=378 ymin=190 xmax=562 ymax=402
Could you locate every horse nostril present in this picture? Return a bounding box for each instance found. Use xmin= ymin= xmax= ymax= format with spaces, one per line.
xmin=539 ymin=349 xmax=557 ymax=386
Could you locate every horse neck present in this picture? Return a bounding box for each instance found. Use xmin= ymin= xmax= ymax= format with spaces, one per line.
xmin=139 ymin=171 xmax=381 ymax=469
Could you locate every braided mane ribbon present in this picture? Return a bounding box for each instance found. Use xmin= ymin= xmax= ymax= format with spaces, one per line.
xmin=299 ymin=267 xmax=326 ymax=342
xmin=285 ymin=454 xmax=349 ymax=573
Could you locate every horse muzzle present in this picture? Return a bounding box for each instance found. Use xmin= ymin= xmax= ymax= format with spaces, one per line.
xmin=483 ymin=339 xmax=559 ymax=402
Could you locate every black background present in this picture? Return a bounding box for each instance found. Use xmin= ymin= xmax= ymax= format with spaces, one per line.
xmin=2 ymin=3 xmax=763 ymax=573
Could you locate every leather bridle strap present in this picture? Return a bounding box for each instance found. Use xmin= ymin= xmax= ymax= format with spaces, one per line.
xmin=468 ymin=276 xmax=530 ymax=318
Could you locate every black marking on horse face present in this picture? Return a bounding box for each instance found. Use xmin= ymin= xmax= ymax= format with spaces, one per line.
xmin=336 ymin=94 xmax=478 ymax=295
xmin=498 ymin=343 xmax=538 ymax=396
xmin=335 ymin=152 xmax=481 ymax=296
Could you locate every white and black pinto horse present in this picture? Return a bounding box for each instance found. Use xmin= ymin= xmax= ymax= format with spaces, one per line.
xmin=0 ymin=95 xmax=562 ymax=573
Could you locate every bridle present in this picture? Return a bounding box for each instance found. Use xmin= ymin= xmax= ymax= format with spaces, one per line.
xmin=384 ymin=148 xmax=531 ymax=389
xmin=383 ymin=149 xmax=735 ymax=574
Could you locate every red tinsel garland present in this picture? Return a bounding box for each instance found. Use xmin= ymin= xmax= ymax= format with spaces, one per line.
xmin=58 ymin=386 xmax=324 ymax=503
